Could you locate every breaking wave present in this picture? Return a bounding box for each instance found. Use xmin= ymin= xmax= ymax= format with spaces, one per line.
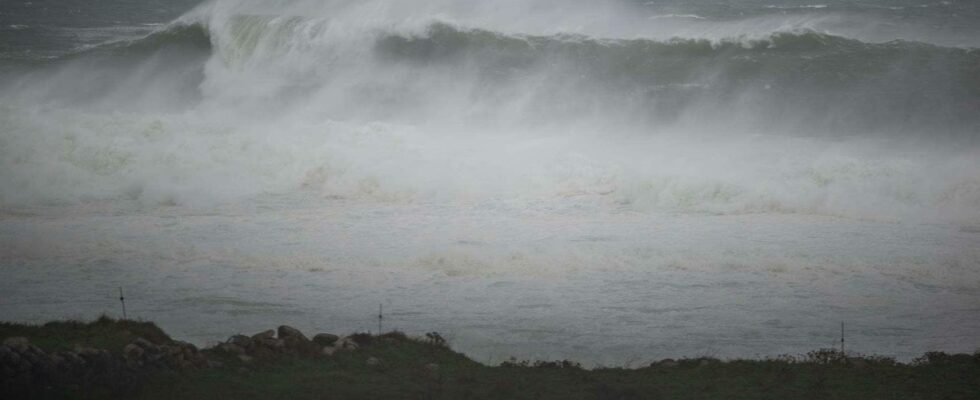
xmin=1 ymin=0 xmax=978 ymax=224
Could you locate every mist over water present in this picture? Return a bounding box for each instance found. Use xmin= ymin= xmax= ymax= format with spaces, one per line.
xmin=1 ymin=0 xmax=979 ymax=363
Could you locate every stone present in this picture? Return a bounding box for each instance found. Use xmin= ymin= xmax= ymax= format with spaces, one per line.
xmin=218 ymin=343 xmax=246 ymax=355
xmin=250 ymin=346 xmax=275 ymax=359
xmin=277 ymin=325 xmax=308 ymax=341
xmin=3 ymin=337 xmax=30 ymax=352
xmin=227 ymin=335 xmax=251 ymax=347
xmin=313 ymin=333 xmax=340 ymax=346
xmin=251 ymin=330 xmax=276 ymax=341
xmin=336 ymin=337 xmax=359 ymax=351
xmin=237 ymin=354 xmax=254 ymax=363
xmin=257 ymin=337 xmax=285 ymax=352
xmin=366 ymin=357 xmax=380 ymax=367
xmin=321 ymin=346 xmax=337 ymax=356
xmin=133 ymin=338 xmax=157 ymax=350
xmin=124 ymin=343 xmax=145 ymax=360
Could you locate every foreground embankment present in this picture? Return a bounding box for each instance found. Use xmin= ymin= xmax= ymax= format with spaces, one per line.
xmin=1 ymin=317 xmax=978 ymax=399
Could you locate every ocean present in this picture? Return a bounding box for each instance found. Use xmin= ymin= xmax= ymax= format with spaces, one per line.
xmin=1 ymin=0 xmax=978 ymax=364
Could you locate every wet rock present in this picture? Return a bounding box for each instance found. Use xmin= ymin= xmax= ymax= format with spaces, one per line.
xmin=313 ymin=333 xmax=339 ymax=346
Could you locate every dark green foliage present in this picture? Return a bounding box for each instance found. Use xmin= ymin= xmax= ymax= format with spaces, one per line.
xmin=0 ymin=315 xmax=171 ymax=353
xmin=2 ymin=319 xmax=979 ymax=400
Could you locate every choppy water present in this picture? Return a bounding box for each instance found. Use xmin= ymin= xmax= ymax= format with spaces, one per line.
xmin=1 ymin=0 xmax=979 ymax=364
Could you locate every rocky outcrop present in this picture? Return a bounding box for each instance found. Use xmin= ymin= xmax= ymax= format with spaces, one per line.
xmin=2 ymin=326 xmax=357 ymax=395
xmin=1 ymin=335 xmax=213 ymax=396
xmin=215 ymin=327 xmax=350 ymax=360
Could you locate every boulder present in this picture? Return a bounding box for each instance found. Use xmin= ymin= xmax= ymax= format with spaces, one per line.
xmin=256 ymin=337 xmax=285 ymax=352
xmin=217 ymin=343 xmax=246 ymax=355
xmin=250 ymin=346 xmax=275 ymax=359
xmin=313 ymin=333 xmax=340 ymax=346
xmin=124 ymin=343 xmax=145 ymax=361
xmin=133 ymin=338 xmax=157 ymax=350
xmin=227 ymin=335 xmax=251 ymax=347
xmin=251 ymin=330 xmax=275 ymax=341
xmin=336 ymin=337 xmax=359 ymax=351
xmin=3 ymin=337 xmax=30 ymax=352
xmin=277 ymin=325 xmax=308 ymax=341
xmin=321 ymin=346 xmax=337 ymax=356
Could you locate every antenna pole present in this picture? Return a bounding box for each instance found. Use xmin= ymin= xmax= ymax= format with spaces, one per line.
xmin=119 ymin=287 xmax=128 ymax=320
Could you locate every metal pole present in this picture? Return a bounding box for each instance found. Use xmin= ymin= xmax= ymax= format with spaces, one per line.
xmin=840 ymin=322 xmax=845 ymax=355
xmin=119 ymin=287 xmax=128 ymax=320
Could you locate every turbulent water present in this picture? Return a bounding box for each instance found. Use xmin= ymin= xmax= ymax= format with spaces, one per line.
xmin=1 ymin=0 xmax=979 ymax=364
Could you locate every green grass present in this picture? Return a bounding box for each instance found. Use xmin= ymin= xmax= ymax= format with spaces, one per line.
xmin=0 ymin=316 xmax=171 ymax=353
xmin=3 ymin=319 xmax=979 ymax=399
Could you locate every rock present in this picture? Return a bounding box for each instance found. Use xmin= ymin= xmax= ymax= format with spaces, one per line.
xmin=124 ymin=343 xmax=145 ymax=360
xmin=237 ymin=355 xmax=254 ymax=363
xmin=250 ymin=346 xmax=275 ymax=359
xmin=276 ymin=326 xmax=318 ymax=355
xmin=217 ymin=343 xmax=246 ymax=355
xmin=256 ymin=337 xmax=285 ymax=352
xmin=0 ymin=345 xmax=17 ymax=364
xmin=336 ymin=337 xmax=359 ymax=351
xmin=313 ymin=333 xmax=340 ymax=346
xmin=251 ymin=330 xmax=276 ymax=341
xmin=655 ymin=359 xmax=678 ymax=368
xmin=133 ymin=338 xmax=157 ymax=350
xmin=3 ymin=337 xmax=30 ymax=352
xmin=227 ymin=335 xmax=251 ymax=347
xmin=366 ymin=357 xmax=380 ymax=367
xmin=278 ymin=325 xmax=308 ymax=341
xmin=321 ymin=346 xmax=337 ymax=356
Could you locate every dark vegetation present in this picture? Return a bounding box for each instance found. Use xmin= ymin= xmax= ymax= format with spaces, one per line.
xmin=2 ymin=317 xmax=979 ymax=399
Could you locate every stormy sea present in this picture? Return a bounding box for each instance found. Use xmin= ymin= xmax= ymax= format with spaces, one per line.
xmin=1 ymin=0 xmax=979 ymax=365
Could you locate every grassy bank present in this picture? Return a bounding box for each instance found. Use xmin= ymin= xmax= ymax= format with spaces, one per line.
xmin=2 ymin=318 xmax=979 ymax=399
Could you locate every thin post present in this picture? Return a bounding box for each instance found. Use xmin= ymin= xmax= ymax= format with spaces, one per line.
xmin=378 ymin=303 xmax=383 ymax=334
xmin=119 ymin=287 xmax=128 ymax=320
xmin=840 ymin=322 xmax=845 ymax=355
